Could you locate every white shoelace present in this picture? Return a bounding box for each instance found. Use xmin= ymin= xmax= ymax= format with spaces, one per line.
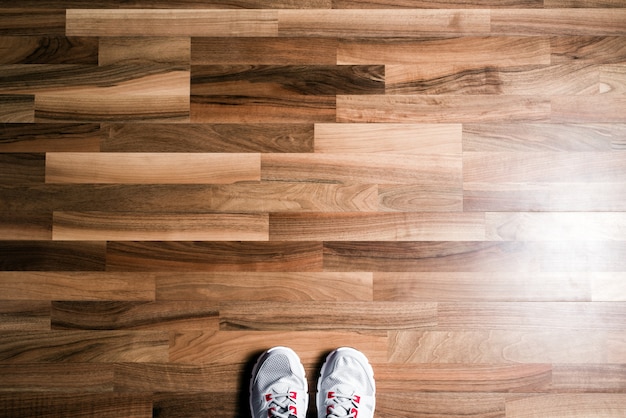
xmin=324 ymin=391 xmax=360 ymax=418
xmin=266 ymin=391 xmax=299 ymax=418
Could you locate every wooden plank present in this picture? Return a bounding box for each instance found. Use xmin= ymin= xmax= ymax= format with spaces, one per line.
xmin=0 ymin=212 xmax=51 ymax=240
xmin=99 ymin=37 xmax=190 ymax=65
xmin=0 ymin=36 xmax=98 ymax=64
xmin=464 ymin=152 xmax=626 ymax=183
xmin=551 ymin=96 xmax=626 ymax=122
xmin=191 ymin=94 xmax=335 ymax=123
xmin=106 ymin=241 xmax=323 ymax=272
xmin=0 ymin=183 xmax=378 ymax=212
xmin=601 ymin=64 xmax=626 ymax=95
xmin=262 ymin=153 xmax=462 ymax=185
xmin=374 ymin=272 xmax=591 ymax=302
xmin=334 ymin=0 xmax=540 ymax=6
xmin=169 ymin=330 xmax=387 ymax=364
xmin=389 ymin=330 xmax=619 ymax=364
xmin=278 ymin=9 xmax=490 ymax=37
xmin=379 ymin=183 xmax=464 ymax=212
xmin=0 ymin=364 xmax=114 ymax=392
xmin=336 ymin=95 xmax=551 ymax=123
xmin=0 ymin=9 xmax=65 ymax=36
xmin=463 ymin=182 xmax=626 ymax=212
xmin=35 ymin=94 xmax=189 ymax=123
xmin=505 ymin=394 xmax=626 ymax=417
xmin=375 ymin=363 xmax=552 ymax=392
xmin=485 ymin=212 xmax=626 ymax=241
xmin=191 ymin=37 xmax=338 ymax=65
xmin=437 ymin=302 xmax=626 ymax=331
xmin=491 ymin=9 xmax=626 ymax=36
xmin=0 ymin=241 xmax=106 ymax=271
xmin=269 ymin=212 xmax=485 ymax=241
xmin=546 ymin=0 xmax=626 ymax=6
xmin=45 ymin=153 xmax=260 ymax=184
xmin=51 ymin=301 xmax=219 ymax=331
xmin=385 ymin=64 xmax=599 ymax=95
xmin=155 ymin=272 xmax=373 ymax=301
xmin=52 ymin=212 xmax=269 ymax=241
xmin=338 ymin=36 xmax=551 ymax=65
xmin=0 ymin=272 xmax=155 ymax=301
xmin=102 ymin=123 xmax=314 ymax=153
xmin=324 ymin=241 xmax=537 ymax=272
xmin=0 ymin=393 xmax=151 ymax=418
xmin=314 ymin=123 xmax=462 ymax=154
xmin=463 ymin=123 xmax=626 ymax=152
xmin=0 ymin=301 xmax=50 ymax=331
xmin=152 ymin=393 xmax=237 ymax=418
xmin=0 ymin=94 xmax=34 ymax=122
xmin=114 ymin=363 xmax=244 ymax=392
xmin=551 ymin=36 xmax=626 ymax=64
xmin=592 ymin=274 xmax=626 ymax=302
xmin=551 ymin=364 xmax=626 ymax=392
xmin=66 ymin=9 xmax=278 ymax=37
xmin=219 ymin=301 xmax=437 ymax=331
xmin=0 ymin=153 xmax=45 ymax=184
xmin=376 ymin=392 xmax=506 ymax=418
xmin=0 ymin=330 xmax=169 ymax=363
xmin=0 ymin=123 xmax=103 ymax=152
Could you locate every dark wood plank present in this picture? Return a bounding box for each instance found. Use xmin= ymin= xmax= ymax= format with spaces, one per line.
xmin=0 ymin=94 xmax=34 ymax=122
xmin=0 ymin=330 xmax=169 ymax=362
xmin=0 ymin=153 xmax=45 ymax=184
xmin=106 ymin=241 xmax=323 ymax=272
xmin=102 ymin=123 xmax=314 ymax=153
xmin=0 ymin=212 xmax=51 ymax=240
xmin=0 ymin=301 xmax=50 ymax=331
xmin=0 ymin=36 xmax=98 ymax=64
xmin=376 ymin=393 xmax=505 ymax=418
xmin=0 ymin=183 xmax=378 ymax=212
xmin=0 ymin=9 xmax=65 ymax=36
xmin=0 ymin=0 xmax=331 ymax=6
xmin=0 ymin=241 xmax=106 ymax=271
xmin=51 ymin=301 xmax=219 ymax=331
xmin=191 ymin=37 xmax=338 ymax=65
xmin=153 ymin=393 xmax=238 ymax=418
xmin=0 ymin=123 xmax=103 ymax=152
xmin=0 ymin=393 xmax=152 ymax=418
xmin=99 ymin=37 xmax=189 ymax=65
xmin=334 ymin=0 xmax=540 ymax=6
xmin=0 ymin=363 xmax=114 ymax=392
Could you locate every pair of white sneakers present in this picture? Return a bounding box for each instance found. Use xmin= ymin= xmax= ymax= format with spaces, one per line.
xmin=250 ymin=346 xmax=376 ymax=418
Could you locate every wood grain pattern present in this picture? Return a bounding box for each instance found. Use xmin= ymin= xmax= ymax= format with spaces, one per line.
xmin=2 ymin=2 xmax=625 ymax=416
xmin=45 ymin=152 xmax=260 ymax=184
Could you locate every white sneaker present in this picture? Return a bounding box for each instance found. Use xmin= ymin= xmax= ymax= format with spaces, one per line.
xmin=317 ymin=347 xmax=375 ymax=418
xmin=250 ymin=346 xmax=308 ymax=418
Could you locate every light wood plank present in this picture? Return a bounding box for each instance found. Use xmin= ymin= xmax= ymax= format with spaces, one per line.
xmin=389 ymin=330 xmax=620 ymax=364
xmin=45 ymin=153 xmax=260 ymax=184
xmin=551 ymin=36 xmax=626 ymax=64
xmin=551 ymin=96 xmax=626 ymax=122
xmin=169 ymin=330 xmax=387 ymax=364
xmin=377 ymin=392 xmax=506 ymax=418
xmin=66 ymin=9 xmax=278 ymax=37
xmin=220 ymin=301 xmax=437 ymax=331
xmin=506 ymin=394 xmax=626 ymax=417
xmin=379 ymin=183 xmax=464 ymax=212
xmin=270 ymin=212 xmax=485 ymax=241
xmin=592 ymin=274 xmax=626 ymax=302
xmin=491 ymin=9 xmax=626 ymax=35
xmin=278 ymin=9 xmax=490 ymax=37
xmin=0 ymin=272 xmax=155 ymax=301
xmin=551 ymin=364 xmax=626 ymax=392
xmin=0 ymin=212 xmax=51 ymax=240
xmin=485 ymin=212 xmax=626 ymax=241
xmin=0 ymin=330 xmax=169 ymax=363
xmin=155 ymin=272 xmax=372 ymax=301
xmin=314 ymin=123 xmax=462 ymax=154
xmin=52 ymin=212 xmax=269 ymax=241
xmin=338 ymin=36 xmax=551 ymax=65
xmin=374 ymin=272 xmax=591 ymax=302
xmin=337 ymin=95 xmax=550 ymax=123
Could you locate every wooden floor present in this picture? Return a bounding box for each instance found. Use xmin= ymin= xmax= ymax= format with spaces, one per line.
xmin=1 ymin=1 xmax=626 ymax=417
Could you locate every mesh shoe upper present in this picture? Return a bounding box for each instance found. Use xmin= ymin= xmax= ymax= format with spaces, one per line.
xmin=250 ymin=347 xmax=308 ymax=418
xmin=317 ymin=347 xmax=375 ymax=418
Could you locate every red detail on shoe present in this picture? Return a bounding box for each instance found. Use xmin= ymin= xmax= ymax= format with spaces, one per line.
xmin=354 ymin=395 xmax=361 ymax=403
xmin=265 ymin=394 xmax=273 ymax=402
xmin=290 ymin=391 xmax=297 ymax=399
xmin=268 ymin=406 xmax=275 ymax=417
xmin=352 ymin=407 xmax=359 ymax=417
xmin=327 ymin=391 xmax=335 ymax=399
xmin=289 ymin=406 xmax=297 ymax=414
